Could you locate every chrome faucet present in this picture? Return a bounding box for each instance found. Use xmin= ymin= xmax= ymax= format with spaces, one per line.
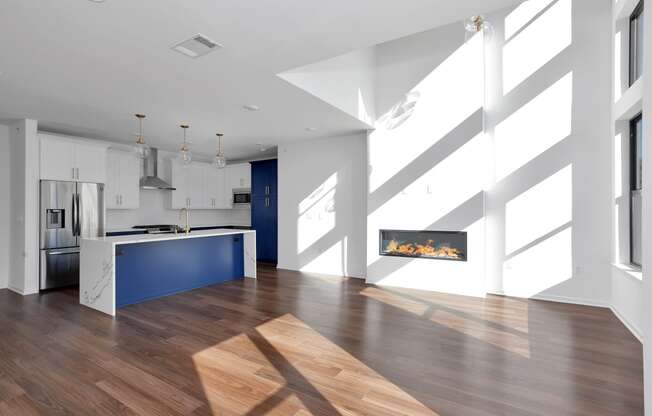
xmin=179 ymin=208 xmax=190 ymax=235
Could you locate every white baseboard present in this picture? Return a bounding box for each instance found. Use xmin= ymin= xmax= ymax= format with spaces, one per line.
xmin=488 ymin=291 xmax=642 ymax=343
xmin=276 ymin=265 xmax=365 ymax=279
xmin=610 ymin=305 xmax=643 ymax=343
xmin=8 ymin=285 xmax=24 ymax=295
xmin=529 ymin=293 xmax=610 ymax=308
xmin=487 ymin=290 xmax=608 ymax=307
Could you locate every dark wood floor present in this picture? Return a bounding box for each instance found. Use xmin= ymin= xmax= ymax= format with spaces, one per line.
xmin=0 ymin=265 xmax=643 ymax=415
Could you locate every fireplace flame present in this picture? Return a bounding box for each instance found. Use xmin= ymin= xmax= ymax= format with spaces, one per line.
xmin=385 ymin=239 xmax=463 ymax=259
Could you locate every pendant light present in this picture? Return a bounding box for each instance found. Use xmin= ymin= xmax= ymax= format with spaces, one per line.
xmin=178 ymin=124 xmax=192 ymax=165
xmin=464 ymin=15 xmax=493 ymax=40
xmin=213 ymin=133 xmax=226 ymax=169
xmin=133 ymin=114 xmax=151 ymax=159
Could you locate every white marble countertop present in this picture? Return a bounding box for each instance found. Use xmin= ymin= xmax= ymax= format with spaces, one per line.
xmin=84 ymin=228 xmax=255 ymax=245
xmin=105 ymin=224 xmax=251 ymax=234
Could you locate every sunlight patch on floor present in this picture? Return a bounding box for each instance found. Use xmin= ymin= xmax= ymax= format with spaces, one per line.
xmin=360 ymin=286 xmax=531 ymax=358
xmin=191 ymin=314 xmax=439 ymax=415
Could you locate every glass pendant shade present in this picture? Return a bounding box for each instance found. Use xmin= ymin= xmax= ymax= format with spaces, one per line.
xmin=213 ymin=154 xmax=227 ymax=169
xmin=133 ymin=114 xmax=150 ymax=159
xmin=180 ymin=146 xmax=193 ymax=165
xmin=134 ymin=140 xmax=151 ymax=160
xmin=464 ymin=15 xmax=493 ymax=41
xmin=213 ymin=133 xmax=227 ymax=169
xmin=178 ymin=125 xmax=192 ymax=165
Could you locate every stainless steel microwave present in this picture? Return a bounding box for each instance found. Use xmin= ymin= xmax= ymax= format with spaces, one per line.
xmin=233 ymin=189 xmax=251 ymax=205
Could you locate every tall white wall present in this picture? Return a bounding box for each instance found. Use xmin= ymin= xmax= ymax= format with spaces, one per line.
xmin=8 ymin=119 xmax=40 ymax=295
xmin=277 ymin=133 xmax=367 ymax=278
xmin=638 ymin=0 xmax=652 ymax=408
xmin=0 ymin=125 xmax=11 ymax=289
xmin=484 ymin=0 xmax=612 ymax=304
xmin=277 ymin=0 xmax=613 ymax=306
xmin=611 ymin=0 xmax=646 ymax=344
xmin=367 ymin=27 xmax=488 ymax=295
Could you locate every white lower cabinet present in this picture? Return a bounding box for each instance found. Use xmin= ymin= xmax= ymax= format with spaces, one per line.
xmin=106 ymin=150 xmax=140 ymax=209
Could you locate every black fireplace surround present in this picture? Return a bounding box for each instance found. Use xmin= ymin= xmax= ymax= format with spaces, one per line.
xmin=379 ymin=229 xmax=467 ymax=261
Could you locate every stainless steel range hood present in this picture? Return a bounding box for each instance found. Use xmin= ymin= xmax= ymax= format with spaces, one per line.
xmin=140 ymin=148 xmax=176 ymax=190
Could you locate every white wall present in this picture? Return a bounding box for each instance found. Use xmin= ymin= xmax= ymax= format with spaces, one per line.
xmin=364 ymin=0 xmax=612 ymax=302
xmin=0 ymin=125 xmax=10 ymax=289
xmin=484 ymin=0 xmax=612 ymax=305
xmin=278 ymin=0 xmax=613 ymax=305
xmin=105 ymin=148 xmax=250 ymax=230
xmin=611 ymin=0 xmax=646 ymax=346
xmin=8 ymin=119 xmax=40 ymax=295
xmin=277 ymin=133 xmax=367 ymax=278
xmin=638 ymin=0 xmax=652 ymax=408
xmin=366 ymin=27 xmax=488 ymax=295
xmin=279 ymin=48 xmax=376 ymax=125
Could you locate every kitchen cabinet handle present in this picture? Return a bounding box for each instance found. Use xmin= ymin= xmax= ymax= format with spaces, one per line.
xmin=119 ymin=195 xmax=123 ymax=205
xmin=265 ymin=197 xmax=269 ymax=207
xmin=265 ymin=185 xmax=270 ymax=195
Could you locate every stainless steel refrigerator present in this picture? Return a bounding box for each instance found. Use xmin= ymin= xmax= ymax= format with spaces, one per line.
xmin=39 ymin=181 xmax=105 ymax=290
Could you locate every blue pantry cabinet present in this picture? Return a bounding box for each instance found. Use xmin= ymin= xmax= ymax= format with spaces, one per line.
xmin=250 ymin=159 xmax=278 ymax=264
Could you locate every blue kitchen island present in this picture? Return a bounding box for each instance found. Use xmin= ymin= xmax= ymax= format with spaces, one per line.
xmin=79 ymin=229 xmax=256 ymax=316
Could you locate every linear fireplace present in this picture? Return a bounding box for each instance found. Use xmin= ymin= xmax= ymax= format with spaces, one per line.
xmin=379 ymin=229 xmax=467 ymax=261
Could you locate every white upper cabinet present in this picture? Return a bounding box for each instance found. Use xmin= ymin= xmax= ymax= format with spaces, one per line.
xmin=224 ymin=163 xmax=251 ymax=208
xmin=170 ymin=160 xmax=205 ymax=209
xmin=170 ymin=160 xmax=243 ymax=210
xmin=40 ymin=136 xmax=75 ymax=181
xmin=226 ymin=163 xmax=251 ymax=191
xmin=204 ymin=167 xmax=228 ymax=209
xmin=106 ymin=150 xmax=140 ymax=209
xmin=39 ymin=134 xmax=107 ymax=183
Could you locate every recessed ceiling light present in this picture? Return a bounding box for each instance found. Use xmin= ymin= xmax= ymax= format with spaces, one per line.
xmin=243 ymin=104 xmax=261 ymax=112
xmin=305 ymin=127 xmax=318 ymax=132
xmin=171 ymin=34 xmax=223 ymax=59
xmin=88 ymin=0 xmax=105 ymax=3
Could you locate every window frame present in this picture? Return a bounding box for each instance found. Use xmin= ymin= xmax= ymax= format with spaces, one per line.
xmin=630 ymin=113 xmax=643 ymax=267
xmin=629 ymin=0 xmax=644 ymax=86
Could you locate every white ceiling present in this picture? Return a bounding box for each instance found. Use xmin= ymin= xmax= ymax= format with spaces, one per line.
xmin=0 ymin=0 xmax=521 ymax=160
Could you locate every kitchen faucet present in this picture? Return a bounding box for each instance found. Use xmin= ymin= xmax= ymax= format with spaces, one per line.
xmin=179 ymin=208 xmax=190 ymax=234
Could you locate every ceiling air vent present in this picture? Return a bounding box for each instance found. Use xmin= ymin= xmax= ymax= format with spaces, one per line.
xmin=171 ymin=34 xmax=223 ymax=58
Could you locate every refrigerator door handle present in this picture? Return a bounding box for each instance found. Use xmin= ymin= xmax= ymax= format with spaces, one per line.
xmin=75 ymin=193 xmax=81 ymax=237
xmin=71 ymin=193 xmax=78 ymax=237
xmin=47 ymin=249 xmax=80 ymax=256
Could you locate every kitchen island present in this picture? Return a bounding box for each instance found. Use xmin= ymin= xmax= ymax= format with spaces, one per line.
xmin=80 ymin=229 xmax=256 ymax=316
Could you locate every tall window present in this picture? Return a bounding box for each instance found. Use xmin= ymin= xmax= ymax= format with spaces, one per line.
xmin=630 ymin=114 xmax=643 ymax=266
xmin=630 ymin=1 xmax=644 ymax=85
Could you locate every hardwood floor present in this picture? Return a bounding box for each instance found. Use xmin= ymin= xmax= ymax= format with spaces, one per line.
xmin=0 ymin=265 xmax=643 ymax=415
